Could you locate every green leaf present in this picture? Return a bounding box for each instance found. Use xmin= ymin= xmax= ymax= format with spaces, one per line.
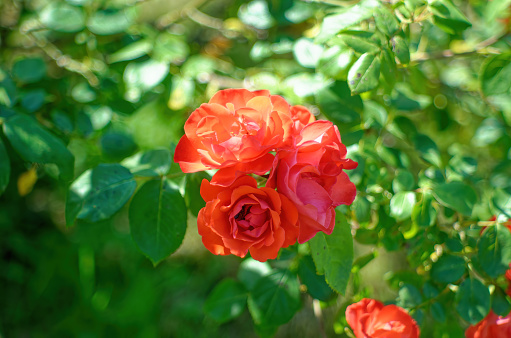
xmin=247 ymin=269 xmax=301 ymax=327
xmin=391 ymin=36 xmax=410 ymax=65
xmin=87 ymin=9 xmax=134 ymax=35
xmin=353 ymin=195 xmax=371 ymax=223
xmin=124 ymin=60 xmax=170 ymax=93
xmin=129 ymin=178 xmax=187 ymax=265
xmin=380 ymin=48 xmax=397 ymax=92
xmin=390 ymin=191 xmax=416 ymax=221
xmin=316 ymin=80 xmax=363 ymax=127
xmin=492 ymin=287 xmax=511 ymax=317
xmin=184 ymin=172 xmax=210 ymax=216
xmin=397 ymin=283 xmax=423 ymax=309
xmin=238 ymin=0 xmax=275 ymax=30
xmin=339 ymin=33 xmax=381 ymax=54
xmin=429 ymin=0 xmax=471 ymax=34
xmin=21 ymin=89 xmax=46 ymax=112
xmin=431 ymin=302 xmax=446 ymax=323
xmin=477 ymin=224 xmax=511 ymax=279
xmin=316 ymin=0 xmax=378 ymax=42
xmin=0 ymin=137 xmax=10 ymax=196
xmin=348 ymin=53 xmax=381 ymax=95
xmin=393 ymin=170 xmax=415 ymax=193
xmin=237 ymin=258 xmax=272 ymax=291
xmin=480 ymin=54 xmax=511 ymax=97
xmin=317 ymin=46 xmax=353 ymax=79
xmin=204 ymin=279 xmax=248 ymax=323
xmin=109 ymin=40 xmax=153 ymax=63
xmin=3 ymin=114 xmax=74 ymax=181
xmin=472 ymin=118 xmax=504 ymax=146
xmin=493 ymin=188 xmax=511 ymax=218
xmin=40 ymin=3 xmax=85 ymax=33
xmin=455 ymin=277 xmax=490 ymax=325
xmin=12 ymin=58 xmax=46 ymax=84
xmin=414 ymin=134 xmax=442 ymax=167
xmin=412 ymin=193 xmax=436 ymax=227
xmin=431 ymin=254 xmax=466 ymax=283
xmin=293 ymin=38 xmax=324 ymax=69
xmin=352 ymin=250 xmax=378 ymax=272
xmin=122 ymin=149 xmax=173 ymax=177
xmin=374 ymin=6 xmax=400 ymax=37
xmin=309 ymin=211 xmax=353 ymax=295
xmin=100 ymin=132 xmax=137 ymax=160
xmin=297 ymin=255 xmax=334 ymax=302
xmin=433 ymin=182 xmax=477 ymax=216
xmin=66 ymin=164 xmax=136 ymax=225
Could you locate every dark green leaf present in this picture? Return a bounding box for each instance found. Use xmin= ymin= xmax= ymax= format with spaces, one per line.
xmin=353 ymin=195 xmax=371 ymax=223
xmin=66 ymin=164 xmax=136 ymax=225
xmin=397 ymin=283 xmax=423 ymax=309
xmin=374 ymin=6 xmax=400 ymax=37
xmin=3 ymin=114 xmax=74 ymax=181
xmin=433 ymin=182 xmax=477 ymax=216
xmin=100 ymin=132 xmax=137 ymax=160
xmin=393 ymin=170 xmax=415 ymax=193
xmin=122 ymin=149 xmax=173 ymax=177
xmin=247 ymin=269 xmax=301 ymax=327
xmin=477 ymin=224 xmax=511 ymax=278
xmin=480 ymin=54 xmax=511 ymax=97
xmin=237 ymin=258 xmax=272 ymax=291
xmin=316 ymin=80 xmax=363 ymax=127
xmin=431 ymin=302 xmax=446 ymax=323
xmin=309 ymin=211 xmax=353 ymax=295
xmin=40 ymin=3 xmax=85 ymax=33
xmin=184 ymin=172 xmax=210 ymax=216
xmin=0 ymin=72 xmax=17 ymax=107
xmin=414 ymin=134 xmax=442 ymax=167
xmin=0 ymin=137 xmax=10 ymax=195
xmin=492 ymin=287 xmax=511 ymax=317
xmin=390 ymin=191 xmax=416 ymax=221
xmin=348 ymin=53 xmax=381 ymax=95
xmin=204 ymin=279 xmax=247 ymax=323
xmin=431 ymin=254 xmax=466 ymax=283
xmin=391 ymin=36 xmax=410 ymax=65
xmin=429 ymin=0 xmax=471 ymax=34
xmin=129 ymin=178 xmax=187 ymax=265
xmin=455 ymin=277 xmax=490 ymax=325
xmin=297 ymin=255 xmax=334 ymax=301
xmin=21 ymin=89 xmax=46 ymax=112
xmin=12 ymin=58 xmax=46 ymax=84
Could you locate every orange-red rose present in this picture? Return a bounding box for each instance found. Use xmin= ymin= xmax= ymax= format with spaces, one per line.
xmin=197 ymin=175 xmax=299 ymax=262
xmin=268 ymin=120 xmax=357 ymax=243
xmin=466 ymin=310 xmax=511 ymax=338
xmin=174 ymin=89 xmax=315 ymax=186
xmin=346 ymin=298 xmax=420 ymax=338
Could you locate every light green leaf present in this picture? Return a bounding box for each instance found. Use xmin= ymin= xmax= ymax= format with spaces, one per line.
xmin=309 ymin=211 xmax=353 ymax=295
xmin=429 ymin=0 xmax=472 ymax=34
xmin=433 ymin=182 xmax=477 ymax=216
xmin=3 ymin=114 xmax=74 ymax=181
xmin=237 ymin=258 xmax=272 ymax=291
xmin=40 ymin=3 xmax=85 ymax=33
xmin=204 ymin=279 xmax=248 ymax=323
xmin=412 ymin=193 xmax=436 ymax=227
xmin=66 ymin=164 xmax=136 ymax=225
xmin=317 ymin=46 xmax=353 ymax=79
xmin=122 ymin=149 xmax=173 ymax=177
xmin=477 ymin=224 xmax=511 ymax=279
xmin=238 ymin=0 xmax=275 ymax=30
xmin=129 ymin=178 xmax=187 ymax=265
xmin=293 ymin=38 xmax=324 ymax=68
xmin=390 ymin=191 xmax=416 ymax=221
xmin=339 ymin=33 xmax=381 ymax=54
xmin=391 ymin=36 xmax=410 ymax=65
xmin=480 ymin=54 xmax=511 ymax=97
xmin=108 ymin=40 xmax=153 ymax=63
xmin=87 ymin=9 xmax=134 ymax=35
xmin=348 ymin=53 xmax=381 ymax=95
xmin=393 ymin=170 xmax=415 ymax=193
xmin=374 ymin=6 xmax=400 ymax=37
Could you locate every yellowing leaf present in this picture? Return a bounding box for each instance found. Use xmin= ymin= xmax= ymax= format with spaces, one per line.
xmin=18 ymin=167 xmax=38 ymax=196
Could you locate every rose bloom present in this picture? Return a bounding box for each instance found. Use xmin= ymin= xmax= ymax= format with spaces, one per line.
xmin=346 ymin=298 xmax=420 ymax=338
xmin=267 ymin=120 xmax=357 ymax=243
xmin=174 ymin=89 xmax=314 ymax=186
xmin=466 ymin=311 xmax=511 ymax=338
xmin=197 ymin=175 xmax=299 ymax=262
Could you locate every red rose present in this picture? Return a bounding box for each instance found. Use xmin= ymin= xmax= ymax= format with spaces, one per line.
xmin=346 ymin=298 xmax=420 ymax=338
xmin=197 ymin=175 xmax=299 ymax=262
xmin=174 ymin=89 xmax=314 ymax=186
xmin=268 ymin=120 xmax=357 ymax=243
xmin=466 ymin=311 xmax=511 ymax=338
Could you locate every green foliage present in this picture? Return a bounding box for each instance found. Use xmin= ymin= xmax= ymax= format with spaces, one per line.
xmin=2 ymin=0 xmax=511 ymax=335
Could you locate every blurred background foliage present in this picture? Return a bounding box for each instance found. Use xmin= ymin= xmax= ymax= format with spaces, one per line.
xmin=1 ymin=0 xmax=511 ymax=336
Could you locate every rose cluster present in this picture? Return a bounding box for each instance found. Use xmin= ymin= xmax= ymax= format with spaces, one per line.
xmin=174 ymin=89 xmax=357 ymax=262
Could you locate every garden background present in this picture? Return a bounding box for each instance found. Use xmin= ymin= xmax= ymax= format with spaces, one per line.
xmin=1 ymin=0 xmax=511 ymax=337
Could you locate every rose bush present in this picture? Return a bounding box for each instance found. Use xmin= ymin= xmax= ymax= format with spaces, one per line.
xmin=346 ymin=298 xmax=420 ymax=338
xmin=197 ymin=175 xmax=299 ymax=262
xmin=174 ymin=88 xmax=315 ymax=186
xmin=268 ymin=120 xmax=357 ymax=243
xmin=465 ymin=311 xmax=511 ymax=338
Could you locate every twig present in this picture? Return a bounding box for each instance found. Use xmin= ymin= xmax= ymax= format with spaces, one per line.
xmin=312 ymin=299 xmax=327 ymax=338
